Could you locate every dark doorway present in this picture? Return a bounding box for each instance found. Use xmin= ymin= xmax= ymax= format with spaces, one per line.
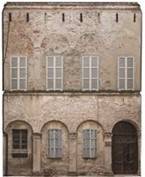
xmin=112 ymin=121 xmax=138 ymax=174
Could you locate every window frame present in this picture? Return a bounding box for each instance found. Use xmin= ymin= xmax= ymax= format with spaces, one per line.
xmin=118 ymin=56 xmax=135 ymax=90
xmin=83 ymin=129 xmax=97 ymax=159
xmin=12 ymin=129 xmax=28 ymax=158
xmin=46 ymin=56 xmax=63 ymax=91
xmin=10 ymin=56 xmax=27 ymax=90
xmin=48 ymin=129 xmax=62 ymax=159
xmin=81 ymin=56 xmax=99 ymax=91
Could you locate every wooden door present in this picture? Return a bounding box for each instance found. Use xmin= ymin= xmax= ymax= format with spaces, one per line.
xmin=112 ymin=121 xmax=138 ymax=174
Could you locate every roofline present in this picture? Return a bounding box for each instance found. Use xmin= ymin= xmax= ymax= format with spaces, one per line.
xmin=4 ymin=2 xmax=141 ymax=10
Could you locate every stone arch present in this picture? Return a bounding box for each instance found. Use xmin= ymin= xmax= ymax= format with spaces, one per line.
xmin=77 ymin=119 xmax=104 ymax=132
xmin=112 ymin=119 xmax=139 ymax=133
xmin=112 ymin=120 xmax=138 ymax=174
xmin=40 ymin=120 xmax=69 ymax=133
xmin=5 ymin=120 xmax=33 ymax=133
xmin=41 ymin=120 xmax=69 ymax=175
xmin=5 ymin=120 xmax=33 ymax=176
xmin=76 ymin=120 xmax=105 ymax=175
xmin=41 ymin=33 xmax=70 ymax=54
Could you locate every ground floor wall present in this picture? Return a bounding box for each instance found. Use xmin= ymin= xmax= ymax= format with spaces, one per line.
xmin=3 ymin=93 xmax=141 ymax=176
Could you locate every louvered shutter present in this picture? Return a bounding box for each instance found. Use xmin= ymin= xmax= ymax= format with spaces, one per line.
xmin=56 ymin=129 xmax=62 ymax=158
xmin=11 ymin=57 xmax=18 ymax=89
xmin=48 ymin=129 xmax=62 ymax=158
xmin=55 ymin=56 xmax=63 ymax=90
xmin=11 ymin=56 xmax=27 ymax=90
xmin=118 ymin=57 xmax=125 ymax=90
xmin=19 ymin=57 xmax=27 ymax=90
xmin=118 ymin=57 xmax=134 ymax=90
xmin=83 ymin=129 xmax=96 ymax=158
xmin=47 ymin=56 xmax=63 ymax=90
xmin=90 ymin=129 xmax=96 ymax=158
xmin=48 ymin=130 xmax=54 ymax=158
xmin=82 ymin=56 xmax=90 ymax=90
xmin=127 ymin=57 xmax=134 ymax=89
xmin=47 ymin=56 xmax=54 ymax=90
xmin=82 ymin=56 xmax=99 ymax=91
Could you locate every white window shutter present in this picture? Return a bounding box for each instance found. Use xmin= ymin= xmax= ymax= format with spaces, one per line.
xmin=11 ymin=57 xmax=18 ymax=89
xmin=83 ymin=129 xmax=96 ymax=158
xmin=56 ymin=129 xmax=62 ymax=158
xmin=127 ymin=57 xmax=134 ymax=89
xmin=19 ymin=57 xmax=27 ymax=90
xmin=48 ymin=129 xmax=62 ymax=158
xmin=118 ymin=57 xmax=134 ymax=90
xmin=11 ymin=56 xmax=27 ymax=90
xmin=48 ymin=130 xmax=54 ymax=157
xmin=83 ymin=129 xmax=90 ymax=158
xmin=90 ymin=129 xmax=96 ymax=158
xmin=118 ymin=57 xmax=125 ymax=90
xmin=47 ymin=56 xmax=63 ymax=91
xmin=82 ymin=56 xmax=99 ymax=91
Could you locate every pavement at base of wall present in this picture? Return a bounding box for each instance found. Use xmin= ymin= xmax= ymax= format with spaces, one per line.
xmin=4 ymin=175 xmax=141 ymax=177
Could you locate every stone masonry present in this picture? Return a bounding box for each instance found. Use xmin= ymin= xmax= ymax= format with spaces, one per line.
xmin=3 ymin=2 xmax=142 ymax=177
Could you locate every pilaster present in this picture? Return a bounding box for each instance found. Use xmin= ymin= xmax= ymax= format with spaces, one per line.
xmin=32 ymin=133 xmax=41 ymax=175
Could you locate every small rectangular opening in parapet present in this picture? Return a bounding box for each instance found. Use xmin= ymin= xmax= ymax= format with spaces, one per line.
xmin=9 ymin=13 xmax=12 ymax=22
xmin=116 ymin=13 xmax=118 ymax=23
xmin=98 ymin=13 xmax=100 ymax=23
xmin=62 ymin=13 xmax=65 ymax=22
xmin=26 ymin=13 xmax=29 ymax=22
xmin=134 ymin=13 xmax=136 ymax=22
xmin=80 ymin=13 xmax=83 ymax=22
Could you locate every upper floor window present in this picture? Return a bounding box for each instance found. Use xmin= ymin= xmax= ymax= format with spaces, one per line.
xmin=83 ymin=129 xmax=97 ymax=159
xmin=12 ymin=129 xmax=28 ymax=158
xmin=118 ymin=57 xmax=134 ymax=90
xmin=82 ymin=56 xmax=99 ymax=91
xmin=48 ymin=129 xmax=62 ymax=158
xmin=46 ymin=56 xmax=63 ymax=91
xmin=11 ymin=56 xmax=27 ymax=90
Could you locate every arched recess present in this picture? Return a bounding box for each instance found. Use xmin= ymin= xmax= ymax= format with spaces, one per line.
xmin=5 ymin=120 xmax=33 ymax=176
xmin=112 ymin=121 xmax=138 ymax=174
xmin=41 ymin=120 xmax=69 ymax=175
xmin=77 ymin=120 xmax=105 ymax=175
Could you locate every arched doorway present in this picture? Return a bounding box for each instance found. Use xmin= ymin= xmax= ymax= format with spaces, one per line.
xmin=112 ymin=121 xmax=138 ymax=174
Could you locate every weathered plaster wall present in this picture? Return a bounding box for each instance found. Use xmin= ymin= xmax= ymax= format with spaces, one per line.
xmin=4 ymin=93 xmax=141 ymax=175
xmin=3 ymin=3 xmax=141 ymax=176
xmin=4 ymin=94 xmax=141 ymax=133
xmin=3 ymin=5 xmax=142 ymax=91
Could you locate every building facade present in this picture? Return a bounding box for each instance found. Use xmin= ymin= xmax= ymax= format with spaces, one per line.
xmin=3 ymin=2 xmax=141 ymax=176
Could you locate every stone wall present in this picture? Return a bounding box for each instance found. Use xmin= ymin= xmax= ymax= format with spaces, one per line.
xmin=3 ymin=3 xmax=142 ymax=91
xmin=3 ymin=2 xmax=142 ymax=176
xmin=3 ymin=93 xmax=141 ymax=175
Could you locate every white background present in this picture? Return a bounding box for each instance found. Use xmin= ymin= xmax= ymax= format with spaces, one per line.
xmin=0 ymin=0 xmax=144 ymax=176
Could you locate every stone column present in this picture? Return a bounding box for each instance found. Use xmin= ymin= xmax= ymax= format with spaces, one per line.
xmin=137 ymin=130 xmax=141 ymax=175
xmin=104 ymin=132 xmax=113 ymax=176
xmin=3 ymin=133 xmax=7 ymax=175
xmin=68 ymin=133 xmax=77 ymax=175
xmin=32 ymin=133 xmax=41 ymax=175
